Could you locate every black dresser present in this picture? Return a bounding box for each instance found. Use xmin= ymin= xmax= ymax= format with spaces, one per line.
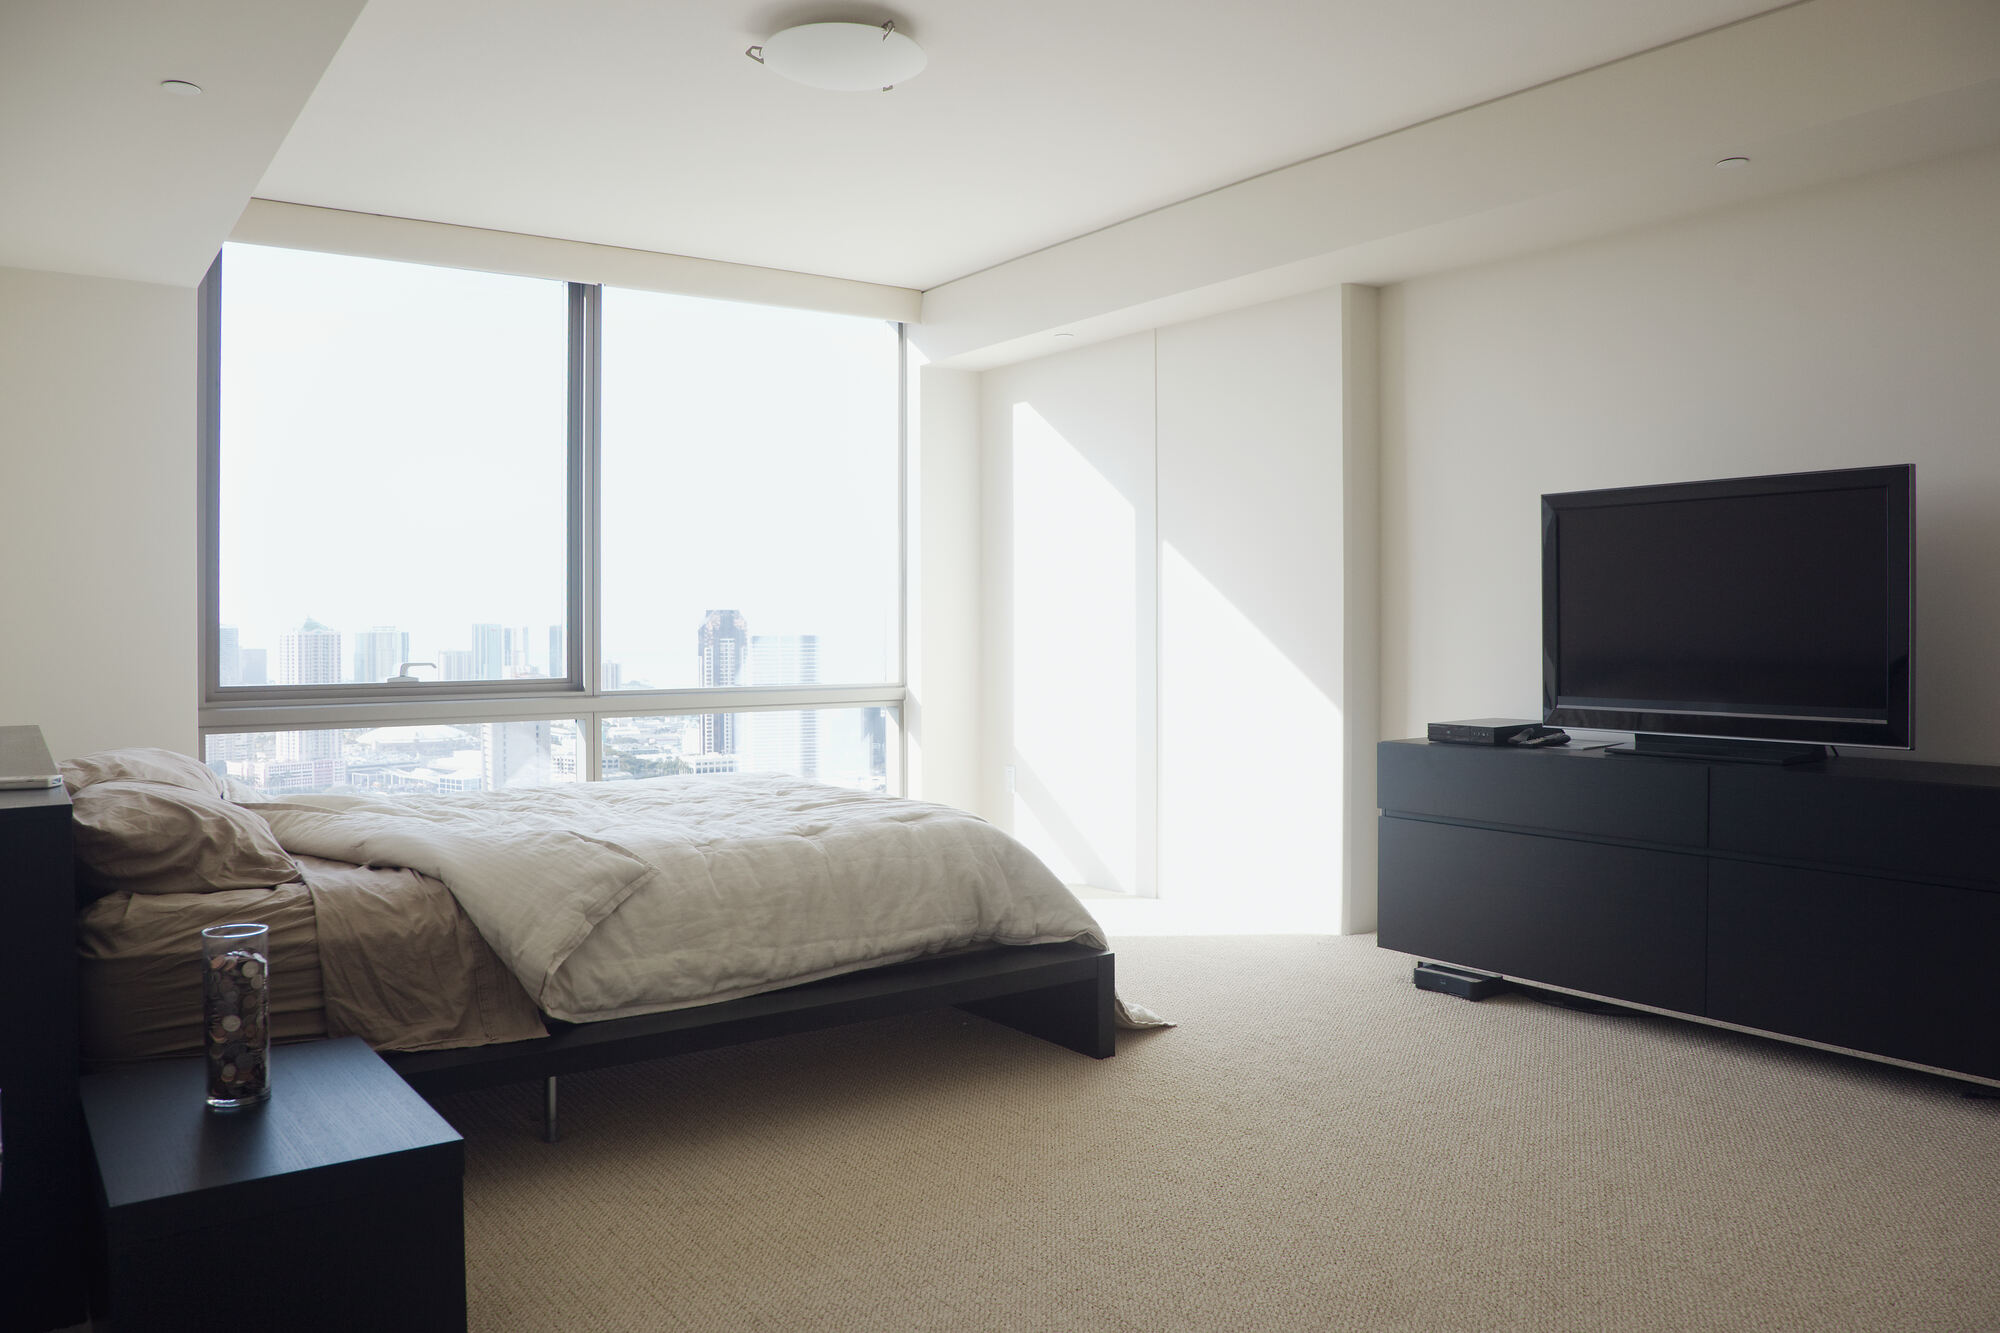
xmin=0 ymin=725 xmax=83 ymax=1331
xmin=1378 ymin=739 xmax=2000 ymax=1082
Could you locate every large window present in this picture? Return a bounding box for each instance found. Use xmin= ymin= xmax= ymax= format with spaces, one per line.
xmin=599 ymin=290 xmax=899 ymax=692
xmin=201 ymin=244 xmax=903 ymax=793
xmin=218 ymin=245 xmax=571 ymax=687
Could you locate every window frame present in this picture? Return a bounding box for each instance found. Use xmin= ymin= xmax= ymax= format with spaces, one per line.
xmin=196 ymin=247 xmax=909 ymax=789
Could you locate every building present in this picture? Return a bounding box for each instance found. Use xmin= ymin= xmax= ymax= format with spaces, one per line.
xmin=352 ymin=626 xmax=408 ymax=685
xmin=502 ymin=625 xmax=534 ymax=677
xmin=239 ymin=648 xmax=268 ymax=687
xmin=275 ymin=620 xmax=343 ymax=766
xmin=276 ymin=619 xmax=341 ymax=686
xmin=482 ymin=719 xmax=553 ymax=789
xmin=696 ymin=610 xmax=749 ymax=755
xmin=547 ymin=624 xmax=564 ymax=678
xmin=218 ymin=625 xmax=240 ymax=687
xmin=471 ymin=623 xmax=504 ymax=680
xmin=441 ymin=648 xmax=475 ymax=680
xmin=743 ymin=634 xmax=819 ymax=777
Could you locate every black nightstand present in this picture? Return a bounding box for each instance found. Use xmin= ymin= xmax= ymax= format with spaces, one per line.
xmin=80 ymin=1036 xmax=466 ymax=1332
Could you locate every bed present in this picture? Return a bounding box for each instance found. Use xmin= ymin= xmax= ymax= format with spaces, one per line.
xmin=67 ymin=748 xmax=1154 ymax=1138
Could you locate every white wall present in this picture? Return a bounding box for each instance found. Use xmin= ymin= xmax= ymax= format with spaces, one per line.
xmin=0 ymin=266 xmax=197 ymax=761
xmin=1381 ymin=146 xmax=2000 ymax=764
xmin=982 ymin=333 xmax=1157 ymax=897
xmin=906 ymin=362 xmax=983 ymax=811
xmin=980 ymin=287 xmax=1379 ymax=931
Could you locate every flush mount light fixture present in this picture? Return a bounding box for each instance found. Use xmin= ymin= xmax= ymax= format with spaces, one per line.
xmin=746 ymin=20 xmax=926 ymax=92
xmin=159 ymin=79 xmax=203 ymax=95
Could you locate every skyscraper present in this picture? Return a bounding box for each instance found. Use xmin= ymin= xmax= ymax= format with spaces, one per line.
xmin=697 ymin=610 xmax=749 ymax=755
xmin=441 ymin=649 xmax=475 ymax=681
xmin=547 ymin=625 xmax=565 ymax=679
xmin=861 ymin=706 xmax=888 ymax=776
xmin=353 ymin=627 xmax=408 ymax=685
xmin=483 ymin=720 xmax=553 ymax=790
xmin=502 ymin=625 xmax=534 ymax=677
xmin=218 ymin=626 xmax=241 ymax=687
xmin=276 ymin=619 xmax=342 ymax=765
xmin=472 ymin=623 xmax=504 ymax=681
xmin=239 ymin=648 xmax=268 ymax=686
xmin=744 ymin=634 xmax=820 ymax=777
xmin=277 ymin=619 xmax=341 ymax=686
xmin=747 ymin=634 xmax=818 ymax=689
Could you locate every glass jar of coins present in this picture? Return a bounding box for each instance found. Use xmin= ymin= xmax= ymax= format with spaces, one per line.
xmin=201 ymin=922 xmax=271 ymax=1109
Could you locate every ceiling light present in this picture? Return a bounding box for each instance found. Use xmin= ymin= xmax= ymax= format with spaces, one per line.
xmin=1715 ymin=156 xmax=1750 ymax=169
xmin=159 ymin=79 xmax=203 ymax=96
xmin=747 ymin=21 xmax=926 ymax=92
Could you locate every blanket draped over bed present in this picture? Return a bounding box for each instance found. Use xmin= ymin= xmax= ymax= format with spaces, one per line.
xmin=254 ymin=775 xmax=1163 ymax=1029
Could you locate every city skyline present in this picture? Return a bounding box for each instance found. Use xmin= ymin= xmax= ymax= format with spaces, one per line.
xmin=205 ymin=607 xmax=887 ymax=798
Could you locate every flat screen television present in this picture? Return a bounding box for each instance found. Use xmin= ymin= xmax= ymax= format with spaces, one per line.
xmin=1542 ymin=464 xmax=1913 ymax=759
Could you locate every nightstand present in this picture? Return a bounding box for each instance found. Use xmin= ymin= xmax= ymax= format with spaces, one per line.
xmin=80 ymin=1036 xmax=466 ymax=1332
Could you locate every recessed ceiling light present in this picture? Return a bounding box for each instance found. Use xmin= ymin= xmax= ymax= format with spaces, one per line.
xmin=1715 ymin=156 xmax=1751 ymax=169
xmin=747 ymin=21 xmax=926 ymax=92
xmin=159 ymin=79 xmax=203 ymax=96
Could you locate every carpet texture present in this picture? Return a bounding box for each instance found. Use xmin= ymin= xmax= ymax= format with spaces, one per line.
xmin=432 ymin=935 xmax=2000 ymax=1331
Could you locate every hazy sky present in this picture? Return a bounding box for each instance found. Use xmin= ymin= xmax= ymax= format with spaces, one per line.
xmin=219 ymin=243 xmax=899 ymax=688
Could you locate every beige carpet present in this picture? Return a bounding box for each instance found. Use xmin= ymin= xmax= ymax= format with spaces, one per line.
xmin=430 ymin=935 xmax=2000 ymax=1332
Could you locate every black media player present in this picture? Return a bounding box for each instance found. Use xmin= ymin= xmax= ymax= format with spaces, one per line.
xmin=1427 ymin=718 xmax=1537 ymax=745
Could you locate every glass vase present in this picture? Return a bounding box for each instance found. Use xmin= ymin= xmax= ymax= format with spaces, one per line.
xmin=201 ymin=922 xmax=271 ymax=1109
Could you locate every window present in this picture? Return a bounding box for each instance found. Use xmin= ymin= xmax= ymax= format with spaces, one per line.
xmin=216 ymin=245 xmax=571 ymax=688
xmin=599 ymin=289 xmax=899 ymax=692
xmin=200 ymin=245 xmax=903 ymax=792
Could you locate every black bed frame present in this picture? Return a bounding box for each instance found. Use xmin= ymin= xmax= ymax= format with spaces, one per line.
xmin=385 ymin=941 xmax=1117 ymax=1140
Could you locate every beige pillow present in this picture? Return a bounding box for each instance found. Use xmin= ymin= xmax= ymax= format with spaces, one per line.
xmin=61 ymin=747 xmax=230 ymax=800
xmin=71 ymin=780 xmax=300 ymax=898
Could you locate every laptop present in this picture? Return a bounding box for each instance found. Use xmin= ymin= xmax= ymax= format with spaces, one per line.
xmin=0 ymin=727 xmax=63 ymax=790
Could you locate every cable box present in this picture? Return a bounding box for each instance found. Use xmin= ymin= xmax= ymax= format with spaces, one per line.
xmin=1427 ymin=718 xmax=1537 ymax=746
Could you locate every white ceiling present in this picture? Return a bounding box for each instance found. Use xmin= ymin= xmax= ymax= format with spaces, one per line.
xmin=256 ymin=0 xmax=1793 ymax=290
xmin=0 ymin=0 xmax=362 ymax=286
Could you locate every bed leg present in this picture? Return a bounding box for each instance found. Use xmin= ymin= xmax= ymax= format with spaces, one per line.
xmin=957 ymin=955 xmax=1116 ymax=1059
xmin=543 ymin=1075 xmax=559 ymax=1144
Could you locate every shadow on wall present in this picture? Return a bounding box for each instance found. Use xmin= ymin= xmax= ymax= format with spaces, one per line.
xmin=1004 ymin=398 xmax=1341 ymax=931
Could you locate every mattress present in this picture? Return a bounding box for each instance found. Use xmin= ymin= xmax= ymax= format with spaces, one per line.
xmin=77 ymin=853 xmax=546 ymax=1068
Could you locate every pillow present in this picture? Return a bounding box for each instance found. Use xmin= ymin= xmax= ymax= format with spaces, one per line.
xmin=221 ymin=776 xmax=270 ymax=805
xmin=70 ymin=780 xmax=301 ymax=900
xmin=60 ymin=747 xmax=230 ymax=801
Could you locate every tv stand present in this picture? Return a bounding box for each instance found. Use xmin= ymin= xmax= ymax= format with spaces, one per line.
xmin=1605 ymin=733 xmax=1829 ymax=766
xmin=1377 ymin=739 xmax=2000 ymax=1084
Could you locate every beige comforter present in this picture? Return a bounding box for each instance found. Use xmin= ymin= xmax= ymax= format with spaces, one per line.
xmin=77 ymin=854 xmax=546 ymax=1065
xmin=254 ymin=775 xmax=1152 ymax=1026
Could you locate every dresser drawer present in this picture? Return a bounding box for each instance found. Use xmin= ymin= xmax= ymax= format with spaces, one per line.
xmin=1378 ymin=740 xmax=1707 ymax=848
xmin=1711 ymin=766 xmax=2000 ymax=889
xmin=1708 ymin=859 xmax=2000 ymax=1078
xmin=1378 ymin=816 xmax=1706 ymax=1013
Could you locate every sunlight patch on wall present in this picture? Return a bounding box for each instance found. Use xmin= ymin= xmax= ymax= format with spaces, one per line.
xmin=1009 ymin=401 xmax=1138 ymax=892
xmin=1159 ymin=540 xmax=1341 ymax=932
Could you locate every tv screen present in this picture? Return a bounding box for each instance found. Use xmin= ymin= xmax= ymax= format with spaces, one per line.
xmin=1542 ymin=465 xmax=1912 ymax=749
